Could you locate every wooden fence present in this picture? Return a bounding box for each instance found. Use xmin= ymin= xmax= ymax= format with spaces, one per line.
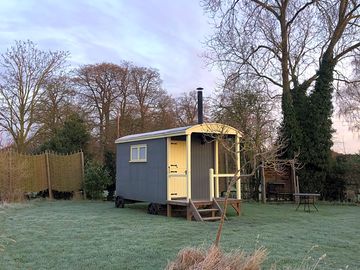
xmin=0 ymin=150 xmax=84 ymax=200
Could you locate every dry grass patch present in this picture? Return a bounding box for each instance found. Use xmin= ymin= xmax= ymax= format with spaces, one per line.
xmin=166 ymin=245 xmax=267 ymax=270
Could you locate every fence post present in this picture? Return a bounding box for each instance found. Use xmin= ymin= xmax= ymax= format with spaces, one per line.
xmin=45 ymin=151 xmax=53 ymax=200
xmin=8 ymin=150 xmax=12 ymax=200
xmin=80 ymin=151 xmax=86 ymax=199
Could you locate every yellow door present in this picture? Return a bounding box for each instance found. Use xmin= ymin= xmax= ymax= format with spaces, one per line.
xmin=169 ymin=140 xmax=187 ymax=198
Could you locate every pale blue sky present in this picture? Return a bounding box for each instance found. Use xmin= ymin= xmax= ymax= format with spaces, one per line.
xmin=0 ymin=0 xmax=218 ymax=95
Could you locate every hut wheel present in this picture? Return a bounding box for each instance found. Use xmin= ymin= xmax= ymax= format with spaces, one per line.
xmin=147 ymin=203 xmax=160 ymax=215
xmin=115 ymin=196 xmax=125 ymax=208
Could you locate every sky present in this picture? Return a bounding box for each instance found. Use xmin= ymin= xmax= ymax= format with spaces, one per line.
xmin=0 ymin=0 xmax=218 ymax=94
xmin=0 ymin=0 xmax=359 ymax=153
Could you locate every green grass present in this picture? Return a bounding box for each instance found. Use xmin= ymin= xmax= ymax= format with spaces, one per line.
xmin=0 ymin=201 xmax=359 ymax=270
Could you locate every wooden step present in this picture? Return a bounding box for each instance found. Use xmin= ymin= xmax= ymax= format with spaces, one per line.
xmin=186 ymin=199 xmax=224 ymax=222
xmin=192 ymin=201 xmax=213 ymax=207
xmin=202 ymin=216 xmax=222 ymax=221
xmin=197 ymin=208 xmax=218 ymax=212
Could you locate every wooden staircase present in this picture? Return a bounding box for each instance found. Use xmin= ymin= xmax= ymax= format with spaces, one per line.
xmin=167 ymin=198 xmax=240 ymax=221
xmin=187 ymin=199 xmax=225 ymax=221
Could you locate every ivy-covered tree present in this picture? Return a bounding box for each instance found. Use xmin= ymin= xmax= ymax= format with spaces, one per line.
xmin=203 ymin=0 xmax=360 ymax=194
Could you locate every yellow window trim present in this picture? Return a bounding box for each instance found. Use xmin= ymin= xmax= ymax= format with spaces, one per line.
xmin=130 ymin=144 xmax=147 ymax=162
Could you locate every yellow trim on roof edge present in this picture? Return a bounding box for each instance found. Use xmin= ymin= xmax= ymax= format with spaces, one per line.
xmin=115 ymin=123 xmax=242 ymax=144
xmin=185 ymin=123 xmax=240 ymax=136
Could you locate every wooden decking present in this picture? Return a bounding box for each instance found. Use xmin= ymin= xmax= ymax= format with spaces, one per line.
xmin=166 ymin=198 xmax=241 ymax=221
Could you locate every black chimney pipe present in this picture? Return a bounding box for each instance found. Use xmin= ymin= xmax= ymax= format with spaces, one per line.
xmin=197 ymin=87 xmax=203 ymax=124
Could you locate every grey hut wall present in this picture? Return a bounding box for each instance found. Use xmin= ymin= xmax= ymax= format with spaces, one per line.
xmin=116 ymin=138 xmax=167 ymax=204
xmin=191 ymin=134 xmax=214 ymax=200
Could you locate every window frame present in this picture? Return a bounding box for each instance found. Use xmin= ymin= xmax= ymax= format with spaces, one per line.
xmin=129 ymin=144 xmax=147 ymax=162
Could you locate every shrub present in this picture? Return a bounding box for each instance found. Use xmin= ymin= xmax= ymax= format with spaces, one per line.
xmin=323 ymin=156 xmax=346 ymax=201
xmin=104 ymin=151 xmax=116 ymax=200
xmin=38 ymin=113 xmax=90 ymax=154
xmin=83 ymin=161 xmax=112 ymax=199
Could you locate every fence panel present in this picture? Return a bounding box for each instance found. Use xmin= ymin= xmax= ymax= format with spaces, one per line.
xmin=0 ymin=150 xmax=83 ymax=197
xmin=49 ymin=152 xmax=83 ymax=192
xmin=22 ymin=153 xmax=48 ymax=192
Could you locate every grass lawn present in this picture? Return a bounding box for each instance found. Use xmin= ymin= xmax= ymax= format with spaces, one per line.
xmin=0 ymin=200 xmax=359 ymax=270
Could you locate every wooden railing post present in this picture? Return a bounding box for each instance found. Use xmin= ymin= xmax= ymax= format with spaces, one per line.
xmin=214 ymin=139 xmax=219 ymax=198
xmin=235 ymin=135 xmax=241 ymax=200
xmin=209 ymin=168 xmax=214 ymax=200
xmin=186 ymin=134 xmax=191 ymax=201
xmin=45 ymin=150 xmax=53 ymax=200
xmin=261 ymin=163 xmax=266 ymax=203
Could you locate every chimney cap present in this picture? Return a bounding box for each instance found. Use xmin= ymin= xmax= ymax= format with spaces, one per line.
xmin=196 ymin=87 xmax=204 ymax=91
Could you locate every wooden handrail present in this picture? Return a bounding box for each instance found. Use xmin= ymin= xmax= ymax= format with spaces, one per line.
xmin=213 ymin=173 xmax=235 ymax=178
xmin=209 ymin=169 xmax=241 ymax=200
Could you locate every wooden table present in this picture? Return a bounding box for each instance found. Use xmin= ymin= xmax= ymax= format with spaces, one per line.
xmin=294 ymin=193 xmax=320 ymax=212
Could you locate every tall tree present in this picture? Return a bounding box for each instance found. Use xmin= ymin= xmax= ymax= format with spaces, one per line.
xmin=215 ymin=79 xmax=279 ymax=198
xmin=113 ymin=62 xmax=133 ymax=137
xmin=36 ymin=74 xmax=76 ymax=137
xmin=130 ymin=66 xmax=164 ymax=132
xmin=175 ymin=90 xmax=199 ymax=126
xmin=175 ymin=90 xmax=210 ymax=126
xmin=337 ymin=57 xmax=360 ymax=130
xmin=0 ymin=40 xmax=68 ymax=152
xmin=74 ymin=63 xmax=126 ymax=162
xmin=151 ymin=93 xmax=177 ymax=130
xmin=203 ymin=0 xmax=360 ymax=192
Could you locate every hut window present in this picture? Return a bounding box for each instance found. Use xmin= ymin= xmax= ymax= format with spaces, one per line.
xmin=130 ymin=144 xmax=147 ymax=162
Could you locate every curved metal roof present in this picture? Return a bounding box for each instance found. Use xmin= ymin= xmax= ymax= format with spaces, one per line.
xmin=115 ymin=123 xmax=241 ymax=144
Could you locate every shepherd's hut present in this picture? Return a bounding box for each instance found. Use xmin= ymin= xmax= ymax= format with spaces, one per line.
xmin=115 ymin=89 xmax=242 ymax=221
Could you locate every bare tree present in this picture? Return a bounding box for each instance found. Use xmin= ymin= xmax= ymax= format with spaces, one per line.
xmin=130 ymin=66 xmax=164 ymax=132
xmin=151 ymin=93 xmax=177 ymax=130
xmin=203 ymin=0 xmax=360 ymax=192
xmin=114 ymin=62 xmax=133 ymax=137
xmin=204 ymin=0 xmax=360 ymax=95
xmin=338 ymin=57 xmax=360 ymax=130
xmin=175 ymin=90 xmax=211 ymax=126
xmin=175 ymin=91 xmax=198 ymax=126
xmin=0 ymin=40 xmax=68 ymax=152
xmin=74 ymin=63 xmax=125 ymax=161
xmin=213 ymin=79 xmax=282 ymax=198
xmin=36 ymin=74 xmax=76 ymax=137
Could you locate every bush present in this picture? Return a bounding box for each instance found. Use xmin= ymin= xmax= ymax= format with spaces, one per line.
xmin=323 ymin=156 xmax=346 ymax=201
xmin=83 ymin=161 xmax=112 ymax=199
xmin=104 ymin=151 xmax=116 ymax=200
